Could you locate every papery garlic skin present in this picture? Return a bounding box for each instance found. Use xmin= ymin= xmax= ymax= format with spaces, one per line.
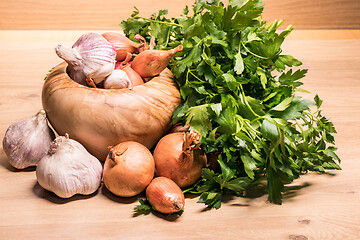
xmin=36 ymin=135 xmax=103 ymax=198
xmin=2 ymin=110 xmax=55 ymax=169
xmin=55 ymin=32 xmax=116 ymax=85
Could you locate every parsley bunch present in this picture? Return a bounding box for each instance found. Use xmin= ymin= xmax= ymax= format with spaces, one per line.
xmin=122 ymin=0 xmax=341 ymax=207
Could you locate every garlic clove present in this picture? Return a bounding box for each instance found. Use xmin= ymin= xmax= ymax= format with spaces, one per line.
xmin=88 ymin=61 xmax=116 ymax=85
xmin=104 ymin=69 xmax=131 ymax=89
xmin=36 ymin=134 xmax=103 ymax=198
xmin=2 ymin=110 xmax=55 ymax=169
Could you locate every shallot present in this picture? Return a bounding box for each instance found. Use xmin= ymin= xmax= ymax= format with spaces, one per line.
xmin=146 ymin=177 xmax=185 ymax=214
xmin=131 ymin=45 xmax=183 ymax=78
xmin=102 ymin=32 xmax=147 ymax=61
xmin=116 ymin=53 xmax=144 ymax=87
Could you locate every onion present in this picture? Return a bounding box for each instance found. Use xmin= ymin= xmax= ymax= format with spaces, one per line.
xmin=103 ymin=141 xmax=155 ymax=197
xmin=153 ymin=131 xmax=206 ymax=188
xmin=131 ymin=45 xmax=183 ymax=78
xmin=146 ymin=177 xmax=185 ymax=214
xmin=42 ymin=62 xmax=180 ymax=161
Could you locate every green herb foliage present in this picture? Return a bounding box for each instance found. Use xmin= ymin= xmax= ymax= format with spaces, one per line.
xmin=134 ymin=198 xmax=184 ymax=216
xmin=122 ymin=0 xmax=341 ymax=207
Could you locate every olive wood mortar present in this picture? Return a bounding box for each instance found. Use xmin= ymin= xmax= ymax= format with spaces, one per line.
xmin=42 ymin=62 xmax=181 ymax=161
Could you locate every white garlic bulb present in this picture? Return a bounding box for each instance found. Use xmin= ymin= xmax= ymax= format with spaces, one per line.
xmin=36 ymin=134 xmax=103 ymax=198
xmin=55 ymin=32 xmax=116 ymax=86
xmin=2 ymin=110 xmax=55 ymax=169
xmin=103 ymin=69 xmax=132 ymax=89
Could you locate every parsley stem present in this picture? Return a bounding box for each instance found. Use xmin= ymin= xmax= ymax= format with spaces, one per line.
xmin=241 ymin=42 xmax=269 ymax=60
xmin=136 ymin=16 xmax=183 ymax=27
xmin=189 ymin=70 xmax=203 ymax=82
xmin=239 ymin=84 xmax=261 ymax=118
xmin=251 ymin=116 xmax=266 ymax=124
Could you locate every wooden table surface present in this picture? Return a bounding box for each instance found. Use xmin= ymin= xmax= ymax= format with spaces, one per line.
xmin=0 ymin=30 xmax=360 ymax=240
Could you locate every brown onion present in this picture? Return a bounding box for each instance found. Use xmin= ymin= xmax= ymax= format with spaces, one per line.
xmin=131 ymin=45 xmax=183 ymax=78
xmin=42 ymin=62 xmax=180 ymax=161
xmin=146 ymin=177 xmax=185 ymax=214
xmin=153 ymin=131 xmax=206 ymax=188
xmin=103 ymin=141 xmax=155 ymax=197
xmin=102 ymin=32 xmax=145 ymax=62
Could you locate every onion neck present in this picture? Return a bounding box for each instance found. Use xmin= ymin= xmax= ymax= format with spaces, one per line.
xmin=181 ymin=130 xmax=201 ymax=162
xmin=168 ymin=45 xmax=183 ymax=57
xmin=173 ymin=201 xmax=184 ymax=211
xmin=108 ymin=147 xmax=128 ymax=164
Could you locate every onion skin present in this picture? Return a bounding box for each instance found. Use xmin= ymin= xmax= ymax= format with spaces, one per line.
xmin=146 ymin=177 xmax=185 ymax=214
xmin=153 ymin=132 xmax=207 ymax=188
xmin=103 ymin=141 xmax=155 ymax=197
xmin=42 ymin=62 xmax=180 ymax=161
xmin=168 ymin=123 xmax=191 ymax=133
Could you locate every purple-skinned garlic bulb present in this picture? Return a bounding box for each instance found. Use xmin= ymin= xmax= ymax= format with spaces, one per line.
xmin=2 ymin=110 xmax=55 ymax=169
xmin=55 ymin=32 xmax=116 ymax=86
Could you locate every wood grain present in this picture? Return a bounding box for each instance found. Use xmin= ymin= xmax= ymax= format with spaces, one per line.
xmin=1 ymin=30 xmax=360 ymax=239
xmin=0 ymin=0 xmax=359 ymax=30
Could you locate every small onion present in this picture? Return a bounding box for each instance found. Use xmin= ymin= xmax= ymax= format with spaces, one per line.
xmin=153 ymin=131 xmax=206 ymax=188
xmin=146 ymin=177 xmax=185 ymax=214
xmin=103 ymin=141 xmax=155 ymax=197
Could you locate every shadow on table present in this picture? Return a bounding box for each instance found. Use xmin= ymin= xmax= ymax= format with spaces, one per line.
xmin=32 ymin=181 xmax=100 ymax=204
xmin=195 ymin=179 xmax=317 ymax=212
xmin=101 ymin=185 xmax=140 ymax=204
xmin=0 ymin=149 xmax=36 ymax=172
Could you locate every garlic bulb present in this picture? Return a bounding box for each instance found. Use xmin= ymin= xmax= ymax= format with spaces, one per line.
xmin=55 ymin=32 xmax=116 ymax=86
xmin=2 ymin=110 xmax=55 ymax=169
xmin=103 ymin=69 xmax=131 ymax=89
xmin=36 ymin=134 xmax=103 ymax=198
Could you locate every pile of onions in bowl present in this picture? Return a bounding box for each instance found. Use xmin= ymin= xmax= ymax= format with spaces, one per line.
xmin=55 ymin=32 xmax=183 ymax=89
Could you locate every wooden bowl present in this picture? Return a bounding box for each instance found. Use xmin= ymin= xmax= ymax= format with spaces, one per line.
xmin=42 ymin=62 xmax=181 ymax=161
